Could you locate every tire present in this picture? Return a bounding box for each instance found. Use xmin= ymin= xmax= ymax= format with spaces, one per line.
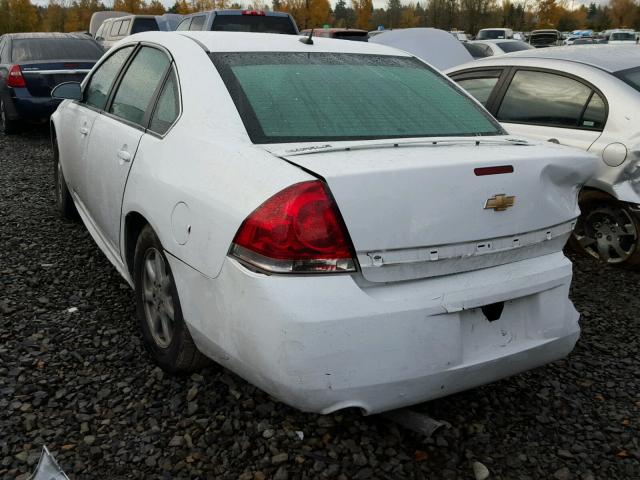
xmin=569 ymin=190 xmax=640 ymax=270
xmin=134 ymin=225 xmax=208 ymax=372
xmin=0 ymin=99 xmax=20 ymax=135
xmin=53 ymin=142 xmax=78 ymax=220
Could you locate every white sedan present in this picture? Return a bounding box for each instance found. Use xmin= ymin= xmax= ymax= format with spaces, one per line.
xmin=464 ymin=39 xmax=535 ymax=59
xmin=448 ymin=46 xmax=640 ymax=268
xmin=51 ymin=31 xmax=596 ymax=414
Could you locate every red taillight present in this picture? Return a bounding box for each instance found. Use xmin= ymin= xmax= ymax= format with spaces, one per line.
xmin=231 ymin=181 xmax=356 ymax=273
xmin=7 ymin=64 xmax=26 ymax=88
xmin=242 ymin=9 xmax=265 ymax=15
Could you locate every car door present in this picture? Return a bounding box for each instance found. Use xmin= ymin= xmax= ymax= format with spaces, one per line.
xmin=493 ymin=69 xmax=606 ymax=150
xmin=83 ymin=45 xmax=172 ymax=254
xmin=57 ymin=45 xmax=136 ymax=197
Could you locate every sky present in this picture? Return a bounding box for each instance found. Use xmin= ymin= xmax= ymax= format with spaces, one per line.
xmin=30 ymin=0 xmax=608 ymax=11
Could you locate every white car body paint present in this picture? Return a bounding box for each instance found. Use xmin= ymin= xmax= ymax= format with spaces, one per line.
xmin=447 ymin=46 xmax=640 ymax=205
xmin=52 ymin=31 xmax=598 ymax=414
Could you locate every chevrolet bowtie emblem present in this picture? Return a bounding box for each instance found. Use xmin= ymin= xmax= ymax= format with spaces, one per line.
xmin=484 ymin=194 xmax=515 ymax=211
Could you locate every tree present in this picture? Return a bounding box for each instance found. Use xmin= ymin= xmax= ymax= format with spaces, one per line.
xmin=41 ymin=0 xmax=66 ymax=31
xmin=333 ymin=0 xmax=355 ymax=27
xmin=536 ymin=0 xmax=561 ymax=28
xmin=609 ymin=0 xmax=636 ymax=27
xmin=145 ymin=0 xmax=166 ymax=13
xmin=352 ymin=0 xmax=372 ymax=29
xmin=2 ymin=0 xmax=39 ymax=33
xmin=386 ymin=0 xmax=401 ymax=27
xmin=307 ymin=0 xmax=331 ymax=27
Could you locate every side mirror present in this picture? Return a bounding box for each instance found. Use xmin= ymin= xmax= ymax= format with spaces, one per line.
xmin=51 ymin=82 xmax=82 ymax=101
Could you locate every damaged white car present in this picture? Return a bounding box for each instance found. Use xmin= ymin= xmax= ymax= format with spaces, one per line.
xmin=448 ymin=46 xmax=640 ymax=268
xmin=51 ymin=31 xmax=596 ymax=414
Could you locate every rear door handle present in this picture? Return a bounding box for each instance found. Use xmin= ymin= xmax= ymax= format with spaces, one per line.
xmin=117 ymin=150 xmax=131 ymax=162
xmin=79 ymin=127 xmax=89 ymax=135
xmin=548 ymin=138 xmax=560 ymax=144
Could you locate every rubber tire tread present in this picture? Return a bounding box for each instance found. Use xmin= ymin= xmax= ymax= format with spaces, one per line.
xmin=53 ymin=143 xmax=78 ymax=220
xmin=1 ymin=100 xmax=19 ymax=135
xmin=134 ymin=225 xmax=209 ymax=372
xmin=569 ymin=190 xmax=640 ymax=270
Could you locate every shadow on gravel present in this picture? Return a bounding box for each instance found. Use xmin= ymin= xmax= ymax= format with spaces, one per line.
xmin=1 ymin=130 xmax=638 ymax=480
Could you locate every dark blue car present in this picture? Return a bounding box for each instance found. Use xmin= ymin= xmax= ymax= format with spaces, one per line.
xmin=0 ymin=32 xmax=104 ymax=134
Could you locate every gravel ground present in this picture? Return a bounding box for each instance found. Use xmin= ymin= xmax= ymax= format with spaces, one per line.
xmin=1 ymin=127 xmax=639 ymax=480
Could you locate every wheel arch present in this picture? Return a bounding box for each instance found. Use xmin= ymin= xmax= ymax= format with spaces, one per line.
xmin=124 ymin=211 xmax=150 ymax=278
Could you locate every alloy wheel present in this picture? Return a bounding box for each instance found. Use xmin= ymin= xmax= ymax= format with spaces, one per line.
xmin=141 ymin=247 xmax=175 ymax=348
xmin=573 ymin=205 xmax=638 ymax=263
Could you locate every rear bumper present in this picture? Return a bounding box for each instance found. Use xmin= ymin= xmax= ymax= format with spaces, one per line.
xmin=168 ymin=251 xmax=579 ymax=414
xmin=7 ymin=89 xmax=61 ymax=121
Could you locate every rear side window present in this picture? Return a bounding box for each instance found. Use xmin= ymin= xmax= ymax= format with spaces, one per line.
xmin=149 ymin=71 xmax=179 ymax=134
xmin=110 ymin=46 xmax=170 ymax=126
xmin=211 ymin=15 xmax=297 ymax=35
xmin=581 ymin=93 xmax=606 ymax=129
xmin=498 ymin=70 xmax=601 ymax=129
xmin=11 ymin=38 xmax=103 ymax=62
xmin=118 ymin=19 xmax=131 ymax=36
xmin=110 ymin=21 xmax=122 ymax=37
xmin=85 ymin=46 xmax=135 ymax=110
xmin=132 ymin=18 xmax=159 ymax=34
xmin=176 ymin=18 xmax=191 ymax=31
xmin=95 ymin=24 xmax=106 ymax=40
xmin=456 ymin=77 xmax=499 ymax=106
xmin=213 ymin=52 xmax=502 ymax=143
xmin=190 ymin=15 xmax=205 ymax=30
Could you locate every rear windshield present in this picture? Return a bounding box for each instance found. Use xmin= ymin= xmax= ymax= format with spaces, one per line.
xmin=477 ymin=30 xmax=508 ymax=39
xmin=610 ymin=32 xmax=635 ymax=41
xmin=616 ymin=67 xmax=640 ymax=93
xmin=11 ymin=38 xmax=103 ymax=62
xmin=212 ymin=52 xmax=502 ymax=144
xmin=497 ymin=41 xmax=534 ymax=52
xmin=531 ymin=33 xmax=559 ymax=44
xmin=212 ymin=15 xmax=296 ymax=34
xmin=332 ymin=31 xmax=368 ymax=41
xmin=132 ymin=18 xmax=159 ymax=34
xmin=463 ymin=43 xmax=491 ymax=58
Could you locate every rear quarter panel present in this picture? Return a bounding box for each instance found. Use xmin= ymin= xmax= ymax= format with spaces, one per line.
xmin=120 ymin=33 xmax=312 ymax=278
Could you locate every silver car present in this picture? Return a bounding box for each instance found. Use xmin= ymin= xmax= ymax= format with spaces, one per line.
xmin=447 ymin=46 xmax=640 ymax=268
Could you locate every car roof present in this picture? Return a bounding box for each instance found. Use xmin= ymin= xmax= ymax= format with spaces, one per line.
xmin=484 ymin=45 xmax=640 ymax=72
xmin=104 ymin=15 xmax=157 ymax=21
xmin=472 ymin=39 xmax=522 ymax=44
xmin=185 ymin=9 xmax=290 ymax=17
xmin=5 ymin=32 xmax=93 ymax=40
xmin=174 ymin=31 xmax=408 ymax=56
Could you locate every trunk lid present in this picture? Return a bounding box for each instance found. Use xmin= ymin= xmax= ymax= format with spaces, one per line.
xmin=269 ymin=138 xmax=596 ymax=282
xmin=19 ymin=61 xmax=94 ymax=97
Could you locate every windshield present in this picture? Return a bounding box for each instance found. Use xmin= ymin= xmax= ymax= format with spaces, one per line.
xmin=332 ymin=31 xmax=368 ymax=41
xmin=212 ymin=52 xmax=502 ymax=144
xmin=132 ymin=18 xmax=159 ymax=34
xmin=477 ymin=30 xmax=508 ymax=39
xmin=463 ymin=42 xmax=491 ymax=58
xmin=212 ymin=15 xmax=297 ymax=34
xmin=497 ymin=41 xmax=534 ymax=52
xmin=615 ymin=67 xmax=640 ymax=93
xmin=11 ymin=38 xmax=103 ymax=62
xmin=610 ymin=32 xmax=635 ymax=41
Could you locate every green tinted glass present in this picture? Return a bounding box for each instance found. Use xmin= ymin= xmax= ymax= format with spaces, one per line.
xmin=214 ymin=53 xmax=502 ymax=143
